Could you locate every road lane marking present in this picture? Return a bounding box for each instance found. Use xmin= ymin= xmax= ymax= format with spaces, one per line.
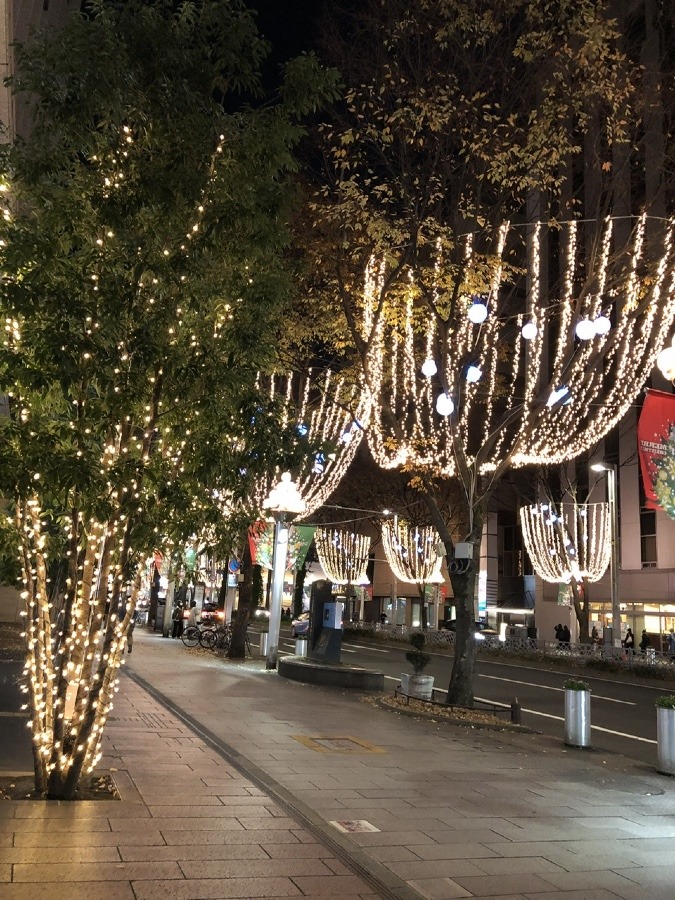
xmin=342 ymin=642 xmax=390 ymax=654
xmin=474 ymin=696 xmax=656 ymax=744
xmin=280 ymin=642 xmax=355 ymax=654
xmin=478 ymin=674 xmax=636 ymax=705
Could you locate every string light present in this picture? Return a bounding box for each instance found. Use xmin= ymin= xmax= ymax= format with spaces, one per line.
xmin=315 ymin=528 xmax=371 ymax=585
xmin=381 ymin=518 xmax=443 ymax=585
xmin=520 ymin=501 xmax=610 ymax=584
xmin=361 ymin=215 xmax=675 ymax=475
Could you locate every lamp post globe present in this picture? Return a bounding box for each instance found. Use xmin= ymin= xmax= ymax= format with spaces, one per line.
xmin=262 ymin=472 xmax=306 ymax=669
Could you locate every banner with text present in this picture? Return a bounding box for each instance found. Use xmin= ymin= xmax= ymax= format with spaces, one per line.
xmin=637 ymin=388 xmax=675 ymax=514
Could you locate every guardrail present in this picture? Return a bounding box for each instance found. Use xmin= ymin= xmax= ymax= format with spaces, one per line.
xmin=346 ymin=622 xmax=675 ymax=676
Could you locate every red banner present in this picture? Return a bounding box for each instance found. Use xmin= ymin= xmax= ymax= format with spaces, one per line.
xmin=637 ymin=389 xmax=675 ymax=510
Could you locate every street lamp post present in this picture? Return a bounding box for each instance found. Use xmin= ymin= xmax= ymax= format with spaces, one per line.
xmin=262 ymin=472 xmax=306 ymax=670
xmin=591 ymin=462 xmax=621 ymax=648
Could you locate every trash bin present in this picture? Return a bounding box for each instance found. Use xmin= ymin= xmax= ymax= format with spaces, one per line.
xmin=295 ymin=637 xmax=308 ymax=657
xmin=259 ymin=632 xmax=269 ymax=656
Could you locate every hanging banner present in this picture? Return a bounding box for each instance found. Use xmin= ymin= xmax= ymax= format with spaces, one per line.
xmin=637 ymin=389 xmax=675 ymax=514
xmin=293 ymin=526 xmax=316 ymax=570
xmin=249 ymin=521 xmax=312 ymax=571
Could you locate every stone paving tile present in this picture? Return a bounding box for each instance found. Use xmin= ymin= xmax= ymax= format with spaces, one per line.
xmin=452 ymin=872 xmax=562 ymax=895
xmin=409 ymin=842 xmax=501 ymax=861
xmin=178 ymin=858 xmax=335 ymax=879
xmin=407 ymin=877 xmax=474 ymax=899
xmin=471 ymin=857 xmax=566 ymax=876
xmin=12 ymin=860 xmax=183 ymax=882
xmin=523 ymin=893 xmax=625 ymax=900
xmin=12 ymin=830 xmax=166 ymax=848
xmin=159 ymin=828 xmax=307 ymax=846
xmin=388 ymin=858 xmax=488 ymax=879
xmin=0 ymin=884 xmax=135 ymax=899
xmin=290 ymin=875 xmax=377 ymax=895
xmin=118 ymin=843 xmax=270 ymax=862
xmin=131 ymin=876 xmax=303 ymax=899
xmin=145 ymin=804 xmax=276 ymax=818
xmin=0 ymin=847 xmax=122 ymax=864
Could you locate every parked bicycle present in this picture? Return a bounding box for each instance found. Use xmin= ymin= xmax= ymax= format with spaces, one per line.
xmin=200 ymin=623 xmax=233 ymax=652
xmin=180 ymin=622 xmax=215 ymax=648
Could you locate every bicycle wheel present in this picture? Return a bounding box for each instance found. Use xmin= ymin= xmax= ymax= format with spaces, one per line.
xmin=214 ymin=630 xmax=232 ymax=653
xmin=199 ymin=628 xmax=217 ymax=649
xmin=181 ymin=626 xmax=200 ymax=648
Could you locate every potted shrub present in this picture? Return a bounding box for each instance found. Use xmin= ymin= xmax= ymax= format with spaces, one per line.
xmin=400 ymin=632 xmax=434 ymax=700
xmin=563 ymin=678 xmax=591 ymax=748
xmin=655 ymin=694 xmax=675 ymax=776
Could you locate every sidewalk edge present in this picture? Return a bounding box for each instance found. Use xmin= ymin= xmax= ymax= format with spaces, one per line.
xmin=124 ymin=668 xmax=424 ymax=900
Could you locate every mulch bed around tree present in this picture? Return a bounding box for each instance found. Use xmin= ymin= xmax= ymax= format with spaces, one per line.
xmin=365 ymin=692 xmax=535 ymax=732
xmin=0 ymin=773 xmax=120 ymax=801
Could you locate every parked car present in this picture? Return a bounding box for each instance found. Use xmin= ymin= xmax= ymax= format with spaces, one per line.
xmin=253 ymin=607 xmax=270 ymax=619
xmin=291 ymin=612 xmax=310 ymax=637
xmin=200 ymin=601 xmax=223 ymax=623
xmin=439 ymin=619 xmax=499 ymax=640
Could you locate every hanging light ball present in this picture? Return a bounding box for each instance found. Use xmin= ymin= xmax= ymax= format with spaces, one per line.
xmin=594 ymin=315 xmax=611 ymax=336
xmin=421 ymin=358 xmax=437 ymax=378
xmin=521 ymin=321 xmax=538 ymax=341
xmin=657 ymin=341 xmax=675 ymax=380
xmin=467 ymin=301 xmax=488 ymax=324
xmin=575 ymin=318 xmax=596 ymax=341
xmin=466 ymin=365 xmax=482 ymax=383
xmin=435 ymin=392 xmax=455 ymax=416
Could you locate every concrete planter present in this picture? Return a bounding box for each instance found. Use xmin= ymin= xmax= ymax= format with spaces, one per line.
xmin=400 ymin=673 xmax=434 ymax=701
xmin=564 ymin=688 xmax=591 ymax=748
xmin=656 ymin=706 xmax=675 ymax=776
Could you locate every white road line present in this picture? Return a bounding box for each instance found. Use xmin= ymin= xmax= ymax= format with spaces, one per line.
xmin=478 ymin=674 xmax=636 ymax=706
xmin=474 ymin=696 xmax=657 ymax=744
xmin=342 ymin=642 xmax=390 ymax=654
xmin=280 ymin=642 xmax=356 ymax=654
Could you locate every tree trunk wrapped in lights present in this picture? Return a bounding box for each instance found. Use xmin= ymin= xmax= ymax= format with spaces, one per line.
xmin=359 ymin=216 xmax=675 ymax=702
xmin=315 ymin=527 xmax=371 ymax=584
xmin=0 ymin=0 xmax=339 ymax=798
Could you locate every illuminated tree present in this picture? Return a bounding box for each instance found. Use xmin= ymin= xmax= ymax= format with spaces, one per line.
xmin=310 ymin=0 xmax=675 ymax=705
xmin=0 ymin=0 xmax=337 ymax=799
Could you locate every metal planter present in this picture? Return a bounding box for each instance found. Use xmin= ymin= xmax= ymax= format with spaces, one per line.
xmin=400 ymin=673 xmax=435 ymax=701
xmin=656 ymin=707 xmax=675 ymax=776
xmin=564 ymin=689 xmax=591 ymax=747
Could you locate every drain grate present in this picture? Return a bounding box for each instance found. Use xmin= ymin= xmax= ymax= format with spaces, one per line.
xmin=291 ymin=734 xmax=386 ymax=754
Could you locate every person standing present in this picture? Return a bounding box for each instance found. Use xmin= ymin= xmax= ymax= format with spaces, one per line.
xmin=171 ymin=603 xmax=184 ymax=639
xmin=639 ymin=629 xmax=650 ymax=654
xmin=622 ymin=628 xmax=635 ymax=651
xmin=554 ymin=623 xmax=564 ymax=643
xmin=126 ymin=612 xmax=136 ymax=654
xmin=187 ymin=600 xmax=198 ymax=629
xmin=668 ymin=629 xmax=675 ymax=661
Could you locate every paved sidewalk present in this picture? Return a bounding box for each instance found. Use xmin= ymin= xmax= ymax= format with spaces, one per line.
xmin=3 ymin=629 xmax=675 ymax=899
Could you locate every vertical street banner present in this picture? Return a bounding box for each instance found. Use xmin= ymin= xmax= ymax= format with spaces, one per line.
xmin=637 ymin=389 xmax=675 ymax=516
xmin=248 ymin=522 xmax=315 ymax=571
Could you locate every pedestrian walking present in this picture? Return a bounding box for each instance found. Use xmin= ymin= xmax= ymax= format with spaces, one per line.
xmin=562 ymin=625 xmax=571 ymax=647
xmin=639 ymin=629 xmax=650 ymax=654
xmin=171 ymin=603 xmax=184 ymax=639
xmin=667 ymin=629 xmax=675 ymax=661
xmin=622 ymin=628 xmax=635 ymax=651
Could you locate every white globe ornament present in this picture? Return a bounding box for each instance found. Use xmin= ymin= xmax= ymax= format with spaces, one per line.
xmin=435 ymin=392 xmax=455 ymax=416
xmin=466 ymin=365 xmax=482 ymax=383
xmin=421 ymin=358 xmax=437 ymax=378
xmin=521 ymin=321 xmax=538 ymax=341
xmin=575 ymin=318 xmax=596 ymax=341
xmin=594 ymin=315 xmax=611 ymax=336
xmin=467 ymin=301 xmax=488 ymax=324
xmin=657 ymin=343 xmax=675 ymax=380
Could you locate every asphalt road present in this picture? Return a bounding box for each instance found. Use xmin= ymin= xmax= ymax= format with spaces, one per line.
xmin=276 ymin=629 xmax=674 ymax=769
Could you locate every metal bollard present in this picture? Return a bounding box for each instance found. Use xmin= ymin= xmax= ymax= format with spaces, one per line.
xmin=259 ymin=632 xmax=269 ymax=656
xmin=295 ymin=637 xmax=308 ymax=657
xmin=510 ymin=697 xmax=521 ymax=725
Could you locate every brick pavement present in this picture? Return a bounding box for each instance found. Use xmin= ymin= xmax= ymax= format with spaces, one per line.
xmin=3 ymin=628 xmax=675 ymax=899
